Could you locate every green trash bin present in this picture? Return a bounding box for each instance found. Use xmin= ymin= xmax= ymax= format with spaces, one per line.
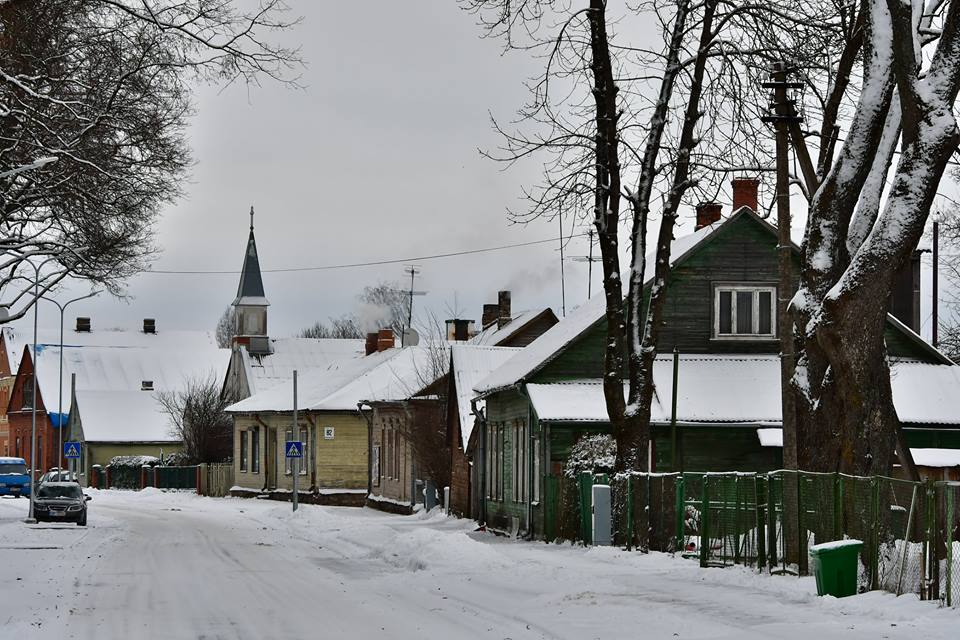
xmin=809 ymin=539 xmax=863 ymax=598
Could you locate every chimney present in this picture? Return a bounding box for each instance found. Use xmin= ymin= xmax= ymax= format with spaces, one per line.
xmin=732 ymin=177 xmax=759 ymax=212
xmin=142 ymin=318 xmax=156 ymax=334
xmin=497 ymin=290 xmax=512 ymax=329
xmin=76 ymin=317 xmax=91 ymax=333
xmin=890 ymin=250 xmax=922 ymax=333
xmin=377 ymin=328 xmax=395 ymax=352
xmin=695 ymin=202 xmax=722 ymax=230
xmin=365 ymin=332 xmax=379 ymax=356
xmin=481 ymin=304 xmax=499 ymax=329
xmin=446 ymin=319 xmax=474 ymax=342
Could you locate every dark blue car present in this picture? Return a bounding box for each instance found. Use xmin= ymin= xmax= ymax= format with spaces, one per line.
xmin=0 ymin=457 xmax=31 ymax=497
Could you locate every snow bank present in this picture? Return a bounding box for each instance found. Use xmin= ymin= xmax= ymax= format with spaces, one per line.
xmin=371 ymin=527 xmax=508 ymax=572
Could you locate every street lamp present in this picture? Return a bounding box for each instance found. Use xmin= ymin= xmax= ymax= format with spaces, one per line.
xmin=22 ymin=256 xmax=59 ymax=524
xmin=41 ymin=291 xmax=100 ymax=473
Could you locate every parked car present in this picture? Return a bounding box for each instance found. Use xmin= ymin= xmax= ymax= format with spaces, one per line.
xmin=39 ymin=468 xmax=78 ymax=485
xmin=0 ymin=457 xmax=31 ymax=497
xmin=32 ymin=482 xmax=90 ymax=526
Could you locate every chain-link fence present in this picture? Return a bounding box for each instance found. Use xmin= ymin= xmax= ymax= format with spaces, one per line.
xmin=557 ymin=470 xmax=960 ymax=605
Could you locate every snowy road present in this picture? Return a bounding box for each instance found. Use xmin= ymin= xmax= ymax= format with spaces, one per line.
xmin=0 ymin=490 xmax=956 ymax=640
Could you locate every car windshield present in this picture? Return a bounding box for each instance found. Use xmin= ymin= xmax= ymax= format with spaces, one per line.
xmin=37 ymin=485 xmax=83 ymax=499
xmin=0 ymin=463 xmax=27 ymax=475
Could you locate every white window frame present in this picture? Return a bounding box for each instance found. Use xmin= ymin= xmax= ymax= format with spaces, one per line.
xmin=299 ymin=427 xmax=308 ymax=476
xmin=713 ymin=284 xmax=777 ymax=339
xmin=239 ymin=430 xmax=248 ymax=472
xmin=284 ymin=429 xmax=293 ymax=475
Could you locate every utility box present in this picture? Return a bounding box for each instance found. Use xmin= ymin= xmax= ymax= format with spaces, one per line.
xmin=592 ymin=483 xmax=612 ymax=546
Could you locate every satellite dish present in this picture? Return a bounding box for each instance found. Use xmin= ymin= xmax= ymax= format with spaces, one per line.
xmin=402 ymin=327 xmax=420 ymax=347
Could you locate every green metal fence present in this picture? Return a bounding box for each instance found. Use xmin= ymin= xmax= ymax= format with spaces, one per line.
xmin=557 ymin=470 xmax=960 ymax=605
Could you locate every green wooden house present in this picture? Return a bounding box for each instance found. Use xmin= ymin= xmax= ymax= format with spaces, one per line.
xmin=471 ymin=196 xmax=960 ymax=538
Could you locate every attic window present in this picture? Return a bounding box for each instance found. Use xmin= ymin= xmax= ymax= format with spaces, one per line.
xmin=714 ymin=285 xmax=776 ymax=339
xmin=141 ymin=380 xmax=154 ymax=391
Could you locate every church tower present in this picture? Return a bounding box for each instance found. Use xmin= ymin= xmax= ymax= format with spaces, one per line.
xmin=232 ymin=207 xmax=271 ymax=355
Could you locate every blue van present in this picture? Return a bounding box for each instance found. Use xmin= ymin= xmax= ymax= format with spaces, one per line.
xmin=0 ymin=457 xmax=31 ymax=497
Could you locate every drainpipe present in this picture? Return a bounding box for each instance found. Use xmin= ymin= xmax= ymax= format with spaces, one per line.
xmin=471 ymin=398 xmax=487 ymax=526
xmin=357 ymin=402 xmax=373 ymax=499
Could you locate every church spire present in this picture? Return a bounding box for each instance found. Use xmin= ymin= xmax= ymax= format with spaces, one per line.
xmin=233 ymin=205 xmax=268 ymax=307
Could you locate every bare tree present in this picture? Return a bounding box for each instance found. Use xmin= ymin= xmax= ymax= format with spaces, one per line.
xmin=158 ymin=373 xmax=234 ymax=464
xmin=0 ymin=0 xmax=301 ymax=322
xmin=463 ymin=1 xmax=833 ymax=476
xmin=781 ymin=0 xmax=960 ymax=478
xmin=215 ymin=306 xmax=236 ymax=348
xmin=299 ymin=315 xmax=363 ymax=339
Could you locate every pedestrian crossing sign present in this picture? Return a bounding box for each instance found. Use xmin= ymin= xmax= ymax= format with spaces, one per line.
xmin=64 ymin=441 xmax=81 ymax=459
xmin=285 ymin=441 xmax=303 ymax=458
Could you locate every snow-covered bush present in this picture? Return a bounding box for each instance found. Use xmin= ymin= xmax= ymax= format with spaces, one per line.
xmin=108 ymin=455 xmax=160 ymax=468
xmin=563 ymin=434 xmax=616 ymax=479
xmin=162 ymin=451 xmax=190 ymax=467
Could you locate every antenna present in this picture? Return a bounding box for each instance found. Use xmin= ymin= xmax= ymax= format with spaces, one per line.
xmin=402 ymin=264 xmax=427 ymax=345
xmin=571 ymin=229 xmax=600 ymax=298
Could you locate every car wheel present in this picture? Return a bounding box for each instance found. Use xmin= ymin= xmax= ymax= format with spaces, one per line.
xmin=77 ymin=515 xmax=87 ymax=527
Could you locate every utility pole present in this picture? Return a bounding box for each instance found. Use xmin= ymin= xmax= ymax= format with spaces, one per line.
xmin=572 ymin=229 xmax=600 ymax=299
xmin=933 ymin=220 xmax=939 ymax=347
xmin=761 ymin=62 xmax=803 ymax=473
xmin=559 ymin=215 xmax=567 ymax=318
xmin=401 ymin=265 xmax=426 ymax=346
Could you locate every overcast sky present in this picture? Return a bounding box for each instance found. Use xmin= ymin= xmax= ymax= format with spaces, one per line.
xmin=21 ymin=1 xmax=943 ymax=342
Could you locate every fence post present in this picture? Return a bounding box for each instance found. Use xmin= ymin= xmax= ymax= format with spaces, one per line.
xmin=105 ymin=465 xmax=111 ymax=490
xmin=578 ymin=473 xmax=592 ymax=545
xmin=925 ymin=479 xmax=936 ymax=600
xmin=625 ymin=474 xmax=634 ymax=551
xmin=767 ymin=473 xmax=778 ymax=570
xmin=675 ymin=474 xmax=685 ymax=554
xmin=798 ymin=473 xmax=808 ymax=576
xmin=755 ymin=474 xmax=766 ymax=571
xmin=699 ymin=474 xmax=709 ymax=568
xmin=947 ymin=486 xmax=954 ymax=608
xmin=196 ymin=465 xmax=203 ymax=496
xmin=870 ymin=476 xmax=880 ymax=590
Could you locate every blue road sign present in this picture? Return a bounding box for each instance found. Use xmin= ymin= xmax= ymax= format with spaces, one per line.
xmin=63 ymin=441 xmax=81 ymax=459
xmin=285 ymin=441 xmax=303 ymax=458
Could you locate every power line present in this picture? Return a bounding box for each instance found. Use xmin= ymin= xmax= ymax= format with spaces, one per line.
xmin=146 ymin=232 xmax=591 ymax=276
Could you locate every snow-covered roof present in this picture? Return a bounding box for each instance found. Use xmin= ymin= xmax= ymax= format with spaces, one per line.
xmin=74 ymin=390 xmax=179 ymax=443
xmin=911 ymin=448 xmax=960 ymax=468
xmin=227 ymin=345 xmax=448 ymax=414
xmin=469 ymin=309 xmax=554 ymax=346
xmin=241 ymin=337 xmax=365 ymax=396
xmin=524 ymin=355 xmax=960 ymax=425
xmin=31 ymin=343 xmax=230 ymax=420
xmin=2 ymin=325 xmax=219 ymax=375
xmin=451 ymin=344 xmax=522 ymax=449
xmin=227 ymin=348 xmax=396 ymax=413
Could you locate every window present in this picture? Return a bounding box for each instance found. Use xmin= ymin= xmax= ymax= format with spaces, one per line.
xmin=22 ymin=375 xmax=33 ymax=409
xmin=239 ymin=431 xmax=248 ymax=472
xmin=485 ymin=423 xmax=492 ymax=499
xmin=251 ymin=427 xmax=260 ymax=473
xmin=372 ymin=444 xmax=380 ymax=487
xmin=394 ymin=428 xmax=400 ymax=481
xmin=714 ymin=285 xmax=775 ymax=338
xmin=285 ymin=429 xmax=293 ymax=475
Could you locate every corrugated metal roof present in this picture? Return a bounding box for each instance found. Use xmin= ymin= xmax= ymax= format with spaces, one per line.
xmin=242 ymin=337 xmax=365 ymax=395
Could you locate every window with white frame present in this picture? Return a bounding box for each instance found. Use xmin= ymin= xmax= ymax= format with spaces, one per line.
xmin=239 ymin=430 xmax=248 ymax=472
xmin=372 ymin=444 xmax=380 ymax=487
xmin=251 ymin=427 xmax=260 ymax=473
xmin=284 ymin=429 xmax=293 ymax=475
xmin=714 ymin=285 xmax=776 ymax=338
xmin=299 ymin=427 xmax=308 ymax=475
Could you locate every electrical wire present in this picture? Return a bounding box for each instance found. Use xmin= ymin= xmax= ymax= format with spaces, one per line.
xmin=145 ymin=232 xmax=592 ymax=275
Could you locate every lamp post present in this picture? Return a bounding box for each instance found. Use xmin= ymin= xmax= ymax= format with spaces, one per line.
xmin=22 ymin=256 xmax=60 ymax=524
xmin=41 ymin=291 xmax=100 ymax=473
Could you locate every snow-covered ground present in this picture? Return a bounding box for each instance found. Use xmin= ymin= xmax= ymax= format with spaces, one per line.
xmin=0 ymin=491 xmax=955 ymax=639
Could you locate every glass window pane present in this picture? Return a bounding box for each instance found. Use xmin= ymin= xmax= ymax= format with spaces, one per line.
xmin=736 ymin=291 xmax=753 ymax=334
xmin=719 ymin=290 xmax=732 ymax=334
xmin=758 ymin=291 xmax=773 ymax=335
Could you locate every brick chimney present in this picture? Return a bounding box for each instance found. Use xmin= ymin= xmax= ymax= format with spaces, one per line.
xmin=142 ymin=318 xmax=156 ymax=334
xmin=497 ymin=290 xmax=511 ymax=329
xmin=732 ymin=178 xmax=759 ymax=212
xmin=481 ymin=304 xmax=499 ymax=329
xmin=695 ymin=203 xmax=722 ymax=230
xmin=76 ymin=317 xmax=91 ymax=332
xmin=365 ymin=332 xmax=379 ymax=356
xmin=376 ymin=328 xmax=395 ymax=352
xmin=889 ymin=250 xmax=922 ymax=333
xmin=446 ymin=319 xmax=474 ymax=341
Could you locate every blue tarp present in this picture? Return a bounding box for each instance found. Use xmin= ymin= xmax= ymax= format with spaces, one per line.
xmin=48 ymin=412 xmax=69 ymax=428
